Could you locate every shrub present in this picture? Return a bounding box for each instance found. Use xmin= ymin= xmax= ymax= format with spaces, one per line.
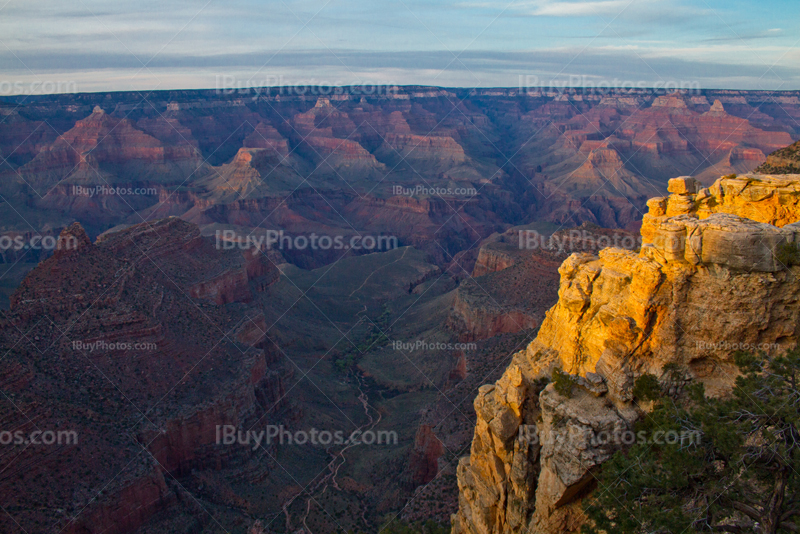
xmin=775 ymin=241 xmax=800 ymax=267
xmin=552 ymin=369 xmax=577 ymax=398
xmin=582 ymin=350 xmax=800 ymax=534
xmin=631 ymin=373 xmax=661 ymax=401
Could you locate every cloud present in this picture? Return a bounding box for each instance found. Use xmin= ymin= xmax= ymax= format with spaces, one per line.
xmin=0 ymin=0 xmax=796 ymax=92
xmin=481 ymin=0 xmax=709 ymax=23
xmin=0 ymin=48 xmax=796 ymax=92
xmin=528 ymin=0 xmax=632 ymax=17
xmin=703 ymin=28 xmax=787 ymax=43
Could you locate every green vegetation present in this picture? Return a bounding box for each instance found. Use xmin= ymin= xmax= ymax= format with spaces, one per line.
xmin=631 ymin=373 xmax=661 ymax=401
xmin=582 ymin=350 xmax=800 ymax=534
xmin=333 ymin=304 xmax=392 ymax=372
xmin=756 ymin=141 xmax=800 ymax=175
xmin=776 ymin=242 xmax=800 ymax=267
xmin=552 ymin=368 xmax=577 ymax=398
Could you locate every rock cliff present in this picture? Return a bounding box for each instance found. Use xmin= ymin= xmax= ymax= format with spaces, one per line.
xmin=453 ymin=173 xmax=800 ymax=534
xmin=0 ymin=218 xmax=288 ymax=534
xmin=449 ymin=225 xmax=639 ymax=341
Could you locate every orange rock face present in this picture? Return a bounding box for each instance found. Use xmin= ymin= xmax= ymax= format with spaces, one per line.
xmin=453 ymin=171 xmax=800 ymax=534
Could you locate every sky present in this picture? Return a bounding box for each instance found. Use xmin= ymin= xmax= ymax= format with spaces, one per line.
xmin=0 ymin=0 xmax=798 ymax=94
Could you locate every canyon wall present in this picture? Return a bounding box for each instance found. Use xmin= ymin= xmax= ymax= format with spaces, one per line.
xmin=449 ymin=225 xmax=640 ymax=341
xmin=0 ymin=218 xmax=291 ymax=534
xmin=453 ymin=173 xmax=800 ymax=534
xmin=2 ymin=88 xmax=798 ymax=272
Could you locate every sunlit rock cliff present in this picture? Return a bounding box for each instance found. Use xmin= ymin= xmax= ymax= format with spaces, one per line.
xmin=453 ymin=173 xmax=800 ymax=534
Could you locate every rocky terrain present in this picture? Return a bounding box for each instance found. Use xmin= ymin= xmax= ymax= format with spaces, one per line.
xmin=1 ymin=87 xmax=800 ymax=533
xmin=1 ymin=212 xmax=565 ymax=533
xmin=1 ymin=88 xmax=797 ymax=275
xmin=452 ymin=173 xmax=800 ymax=534
xmin=448 ymin=224 xmax=638 ymax=342
xmin=756 ymin=140 xmax=800 ymax=174
xmin=0 ymin=218 xmax=289 ymax=533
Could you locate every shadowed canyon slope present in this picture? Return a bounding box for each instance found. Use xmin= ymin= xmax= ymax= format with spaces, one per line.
xmin=0 ymin=218 xmax=287 ymax=533
xmin=1 ymin=213 xmax=561 ymax=533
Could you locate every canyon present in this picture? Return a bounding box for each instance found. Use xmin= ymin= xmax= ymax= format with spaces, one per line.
xmin=0 ymin=218 xmax=289 ymax=533
xmin=0 ymin=86 xmax=799 ymax=534
xmin=1 ymin=87 xmax=798 ymax=273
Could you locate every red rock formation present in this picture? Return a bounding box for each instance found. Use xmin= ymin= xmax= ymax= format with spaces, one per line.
xmin=407 ymin=425 xmax=445 ymax=487
xmin=381 ymin=133 xmax=467 ymax=168
xmin=63 ymin=470 xmax=174 ymax=534
xmin=195 ymin=147 xmax=305 ymax=200
xmin=53 ymin=220 xmax=93 ymax=258
xmin=0 ymin=109 xmax=60 ymax=166
xmin=1 ymin=88 xmax=798 ymax=277
xmin=243 ymin=122 xmax=290 ymax=156
xmin=0 ymin=217 xmax=287 ymax=534
xmin=17 ymin=106 xmax=204 ymax=194
xmin=305 ymin=135 xmax=378 ymax=162
xmin=563 ymin=147 xmax=656 ymax=198
xmin=189 ymin=248 xmax=278 ymax=304
xmin=472 ymin=245 xmax=518 ymax=277
xmin=620 ymin=96 xmax=792 ymax=161
xmin=291 ymin=98 xmax=385 ymax=172
xmin=450 ymin=294 xmax=540 ymax=341
xmin=136 ymin=114 xmax=199 ymax=149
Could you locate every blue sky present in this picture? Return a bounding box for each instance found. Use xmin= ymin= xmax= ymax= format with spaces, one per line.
xmin=0 ymin=0 xmax=798 ymax=93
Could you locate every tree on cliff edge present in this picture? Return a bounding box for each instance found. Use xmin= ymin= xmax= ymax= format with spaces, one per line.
xmin=582 ymin=350 xmax=800 ymax=534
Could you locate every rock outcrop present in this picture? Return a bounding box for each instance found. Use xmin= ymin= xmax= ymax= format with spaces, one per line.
xmin=756 ymin=140 xmax=800 ymax=174
xmin=643 ymin=173 xmax=800 ymax=238
xmin=473 ymin=243 xmax=519 ymax=277
xmin=453 ymin=173 xmax=800 ymax=534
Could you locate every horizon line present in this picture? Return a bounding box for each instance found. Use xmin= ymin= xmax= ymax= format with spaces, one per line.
xmin=3 ymin=85 xmax=800 ymax=99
